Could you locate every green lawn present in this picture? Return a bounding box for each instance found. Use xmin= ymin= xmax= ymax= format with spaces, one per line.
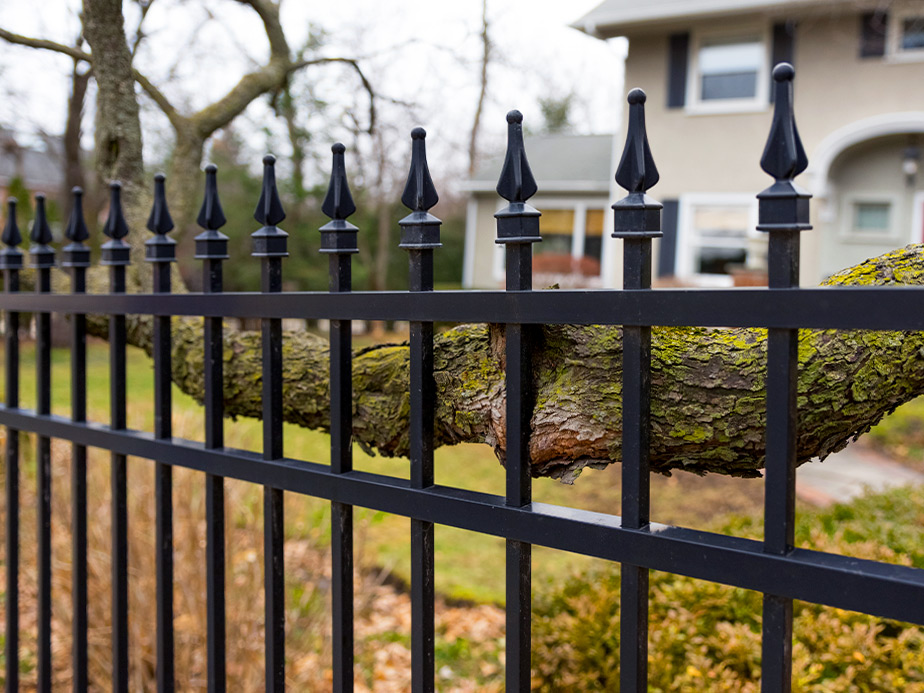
xmin=3 ymin=339 xmax=768 ymax=603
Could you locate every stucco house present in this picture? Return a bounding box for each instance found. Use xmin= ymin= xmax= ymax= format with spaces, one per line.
xmin=463 ymin=0 xmax=924 ymax=288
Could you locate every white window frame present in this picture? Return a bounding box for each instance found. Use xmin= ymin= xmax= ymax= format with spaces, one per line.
xmin=685 ymin=24 xmax=771 ymax=115
xmin=676 ymin=193 xmax=760 ymax=286
xmin=888 ymin=7 xmax=924 ymax=61
xmin=913 ymin=190 xmax=924 ymax=243
xmin=492 ymin=196 xmax=608 ymax=283
xmin=841 ymin=194 xmax=903 ymax=244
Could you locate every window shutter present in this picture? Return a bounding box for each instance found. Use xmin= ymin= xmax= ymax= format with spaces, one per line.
xmin=770 ymin=22 xmax=796 ymax=102
xmin=667 ymin=33 xmax=689 ymax=109
xmin=860 ymin=12 xmax=888 ymax=58
xmin=658 ymin=199 xmax=679 ymax=278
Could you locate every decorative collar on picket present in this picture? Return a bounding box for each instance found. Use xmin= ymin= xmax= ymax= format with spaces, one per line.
xmin=494 ymin=110 xmax=541 ymax=245
xmin=252 ymin=155 xmax=289 ymax=258
xmin=101 ymin=182 xmax=131 ymax=266
xmin=319 ymin=143 xmax=359 ymax=255
xmin=399 ymin=128 xmax=442 ymax=250
xmin=145 ymin=173 xmax=177 ymax=262
xmin=195 ymin=164 xmax=229 ymax=260
xmin=0 ymin=197 xmax=23 ymax=270
xmin=756 ymin=63 xmax=812 ymax=234
xmin=30 ymin=194 xmax=56 ymax=268
xmin=63 ymin=186 xmax=91 ymax=268
xmin=612 ymin=88 xmax=662 ymax=239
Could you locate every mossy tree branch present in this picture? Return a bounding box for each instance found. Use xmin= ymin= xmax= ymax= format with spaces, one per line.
xmin=81 ymin=245 xmax=924 ymax=481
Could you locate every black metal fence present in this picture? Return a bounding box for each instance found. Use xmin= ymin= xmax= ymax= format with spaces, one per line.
xmin=2 ymin=63 xmax=924 ymax=693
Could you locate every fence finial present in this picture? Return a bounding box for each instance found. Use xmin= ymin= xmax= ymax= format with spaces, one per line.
xmin=760 ymin=63 xmax=808 ymax=182
xmin=29 ymin=194 xmax=56 ymax=268
xmin=615 ymin=88 xmax=659 ymax=194
xmin=399 ymin=128 xmax=441 ymax=251
xmin=322 ymin=143 xmax=357 ymax=221
xmin=65 ymin=187 xmax=89 ymax=243
xmin=196 ymin=165 xmax=229 ymax=260
xmin=496 ymin=110 xmax=538 ymax=203
xmin=2 ymin=198 xmax=21 ymax=249
xmin=319 ymin=143 xmax=359 ymax=255
xmin=254 ymin=155 xmax=286 ymax=227
xmin=104 ymin=182 xmax=130 ymax=241
xmin=147 ymin=173 xmax=175 ymax=235
xmin=401 ymin=128 xmax=439 ymax=213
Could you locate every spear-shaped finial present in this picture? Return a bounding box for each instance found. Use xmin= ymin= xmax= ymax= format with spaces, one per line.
xmin=496 ymin=110 xmax=538 ymax=203
xmin=147 ymin=172 xmax=174 ymax=235
xmin=104 ymin=182 xmax=130 ymax=241
xmin=197 ymin=164 xmax=227 ymax=231
xmin=615 ymin=88 xmax=659 ymax=194
xmin=254 ymin=155 xmax=286 ymax=227
xmin=399 ymin=128 xmax=441 ymax=251
xmin=65 ymin=187 xmax=89 ymax=244
xmin=30 ymin=194 xmax=54 ymax=246
xmin=321 ymin=144 xmax=357 ymax=221
xmin=760 ymin=63 xmax=808 ymax=182
xmin=401 ymin=128 xmax=439 ymax=212
xmin=63 ymin=187 xmax=91 ymax=268
xmin=319 ymin=143 xmax=359 ymax=255
xmin=2 ymin=198 xmax=22 ymax=250
xmin=196 ymin=165 xmax=229 ymax=260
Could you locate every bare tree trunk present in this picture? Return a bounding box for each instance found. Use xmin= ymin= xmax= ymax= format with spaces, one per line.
xmin=83 ymin=245 xmax=924 ymax=482
xmin=467 ymin=0 xmax=490 ymax=177
xmin=61 ymin=60 xmax=90 ymax=222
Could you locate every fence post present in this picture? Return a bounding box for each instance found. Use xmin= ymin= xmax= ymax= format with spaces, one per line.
xmin=251 ymin=155 xmax=288 ymax=692
xmin=399 ymin=127 xmax=441 ymax=693
xmin=30 ymin=193 xmax=55 ymax=693
xmin=319 ymin=142 xmax=360 ymax=692
xmin=63 ymin=186 xmax=91 ymax=692
xmin=758 ymin=63 xmax=811 ymax=693
xmin=494 ymin=110 xmax=541 ymax=692
xmin=1 ymin=197 xmax=22 ymax=693
xmin=195 ymin=164 xmax=229 ymax=693
xmin=101 ymin=181 xmax=131 ymax=691
xmin=146 ymin=173 xmax=177 ymax=693
xmin=612 ymin=87 xmax=662 ymax=692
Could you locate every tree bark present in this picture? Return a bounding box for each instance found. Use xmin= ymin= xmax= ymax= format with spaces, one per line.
xmin=84 ymin=245 xmax=924 ymax=481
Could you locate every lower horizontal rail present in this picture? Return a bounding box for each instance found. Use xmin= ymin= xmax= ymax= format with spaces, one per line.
xmin=2 ymin=407 xmax=923 ymax=626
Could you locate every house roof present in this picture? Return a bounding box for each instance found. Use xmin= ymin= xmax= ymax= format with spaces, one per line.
xmin=573 ymin=0 xmax=839 ymax=38
xmin=464 ymin=133 xmax=613 ymax=194
xmin=0 ymin=129 xmax=65 ymax=193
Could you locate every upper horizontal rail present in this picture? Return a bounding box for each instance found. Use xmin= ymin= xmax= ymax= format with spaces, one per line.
xmin=0 ymin=406 xmax=921 ymax=627
xmin=3 ymin=287 xmax=924 ymax=330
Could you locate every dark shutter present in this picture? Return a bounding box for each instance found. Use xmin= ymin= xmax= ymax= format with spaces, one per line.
xmin=658 ymin=199 xmax=679 ymax=278
xmin=770 ymin=22 xmax=796 ymax=102
xmin=860 ymin=12 xmax=888 ymax=58
xmin=667 ymin=33 xmax=689 ymax=109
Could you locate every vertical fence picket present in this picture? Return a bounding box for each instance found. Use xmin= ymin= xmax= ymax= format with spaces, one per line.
xmin=30 ymin=194 xmax=55 ymax=693
xmin=612 ymin=88 xmax=662 ymax=691
xmin=251 ymin=156 xmax=288 ymax=691
xmin=63 ymin=187 xmax=92 ymax=691
xmin=196 ymin=164 xmax=230 ymax=693
xmin=101 ymin=182 xmax=131 ymax=692
xmin=1 ymin=198 xmax=22 ymax=692
xmin=758 ymin=63 xmax=811 ymax=693
xmin=319 ymin=143 xmax=359 ymax=691
xmin=399 ymin=128 xmax=441 ymax=693
xmin=494 ymin=110 xmax=539 ymax=693
xmin=146 ymin=173 xmax=177 ymax=692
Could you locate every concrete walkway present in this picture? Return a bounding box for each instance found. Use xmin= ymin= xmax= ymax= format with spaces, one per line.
xmin=795 ymin=441 xmax=924 ymax=506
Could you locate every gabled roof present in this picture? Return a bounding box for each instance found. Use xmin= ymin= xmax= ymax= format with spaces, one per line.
xmin=573 ymin=0 xmax=837 ymax=38
xmin=464 ymin=133 xmax=613 ymax=194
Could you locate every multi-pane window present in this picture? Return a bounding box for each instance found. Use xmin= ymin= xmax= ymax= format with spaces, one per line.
xmin=853 ymin=202 xmax=892 ymax=234
xmin=698 ymin=36 xmax=764 ymax=101
xmin=902 ymin=16 xmax=924 ymax=50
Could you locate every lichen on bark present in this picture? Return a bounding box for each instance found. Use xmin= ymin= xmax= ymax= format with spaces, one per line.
xmin=82 ymin=244 xmax=924 ymax=482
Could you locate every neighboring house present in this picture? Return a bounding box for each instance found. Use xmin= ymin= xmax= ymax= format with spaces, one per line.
xmin=465 ymin=0 xmax=924 ymax=288
xmin=0 ymin=127 xmax=65 ymax=200
xmin=462 ymin=133 xmax=614 ymax=288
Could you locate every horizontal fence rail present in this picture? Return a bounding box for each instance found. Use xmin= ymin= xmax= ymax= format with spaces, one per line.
xmin=1 ymin=63 xmax=923 ymax=692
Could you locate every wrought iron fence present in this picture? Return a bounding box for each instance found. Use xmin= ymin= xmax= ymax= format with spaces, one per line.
xmin=1 ymin=63 xmax=924 ymax=693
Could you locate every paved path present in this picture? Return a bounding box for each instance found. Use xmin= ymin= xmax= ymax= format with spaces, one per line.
xmin=795 ymin=442 xmax=924 ymax=506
